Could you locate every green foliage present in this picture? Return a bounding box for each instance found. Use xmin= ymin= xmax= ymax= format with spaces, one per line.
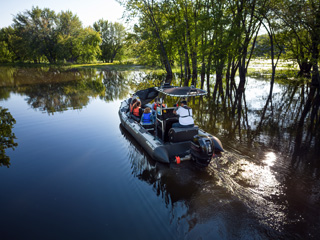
xmin=0 ymin=41 xmax=12 ymax=63
xmin=78 ymin=27 xmax=102 ymax=63
xmin=13 ymin=6 xmax=58 ymax=63
xmin=93 ymin=20 xmax=126 ymax=63
xmin=0 ymin=7 xmax=126 ymax=64
xmin=253 ymin=34 xmax=270 ymax=58
xmin=55 ymin=10 xmax=84 ymax=63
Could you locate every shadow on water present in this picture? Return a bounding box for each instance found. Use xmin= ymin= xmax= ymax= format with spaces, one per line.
xmin=119 ymin=124 xmax=204 ymax=204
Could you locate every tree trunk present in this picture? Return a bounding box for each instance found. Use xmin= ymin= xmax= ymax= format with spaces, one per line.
xmin=191 ymin=46 xmax=197 ymax=87
xmin=200 ymin=61 xmax=205 ymax=89
xmin=184 ymin=47 xmax=191 ymax=86
xmin=146 ymin=3 xmax=173 ymax=80
xmin=297 ymin=61 xmax=312 ymax=78
xmin=233 ymin=55 xmax=246 ymax=115
xmin=206 ymin=52 xmax=212 ymax=95
xmin=225 ymin=57 xmax=231 ymax=105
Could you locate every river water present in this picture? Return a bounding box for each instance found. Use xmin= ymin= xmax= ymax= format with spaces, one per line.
xmin=0 ymin=67 xmax=319 ymax=240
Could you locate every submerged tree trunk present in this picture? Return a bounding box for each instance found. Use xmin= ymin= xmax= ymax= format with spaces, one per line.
xmin=297 ymin=61 xmax=312 ymax=78
xmin=233 ymin=55 xmax=247 ymax=115
xmin=294 ymin=34 xmax=320 ymax=149
xmin=212 ymin=63 xmax=224 ymax=103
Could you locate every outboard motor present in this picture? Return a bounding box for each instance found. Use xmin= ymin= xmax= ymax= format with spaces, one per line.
xmin=190 ymin=134 xmax=215 ymax=167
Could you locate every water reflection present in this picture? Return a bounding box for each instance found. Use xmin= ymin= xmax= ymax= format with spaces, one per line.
xmin=102 ymin=71 xmax=133 ymax=102
xmin=0 ymin=107 xmax=18 ymax=168
xmin=190 ymin=77 xmax=319 ymax=169
xmin=119 ymin=124 xmax=193 ymax=204
xmin=0 ymin=67 xmax=142 ymax=114
xmin=0 ymin=67 xmax=178 ymax=114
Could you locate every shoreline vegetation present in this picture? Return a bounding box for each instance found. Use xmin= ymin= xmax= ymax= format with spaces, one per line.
xmin=0 ymin=59 xmax=303 ymax=82
xmin=0 ymin=60 xmax=167 ymax=72
xmin=0 ymin=58 xmax=300 ymax=71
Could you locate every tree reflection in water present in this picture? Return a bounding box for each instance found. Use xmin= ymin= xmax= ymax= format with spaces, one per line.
xmin=0 ymin=107 xmax=18 ymax=168
xmin=0 ymin=67 xmax=143 ymax=114
xmin=0 ymin=67 xmax=165 ymax=167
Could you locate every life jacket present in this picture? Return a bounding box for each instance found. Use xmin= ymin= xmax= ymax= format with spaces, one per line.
xmin=142 ymin=112 xmax=152 ymax=124
xmin=180 ymin=106 xmax=192 ymax=118
xmin=153 ymin=103 xmax=166 ymax=110
xmin=133 ymin=107 xmax=140 ymax=117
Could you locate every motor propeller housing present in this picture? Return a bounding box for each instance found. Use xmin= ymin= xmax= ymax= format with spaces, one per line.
xmin=190 ymin=134 xmax=215 ymax=167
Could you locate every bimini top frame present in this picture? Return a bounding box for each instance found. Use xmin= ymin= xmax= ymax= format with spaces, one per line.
xmin=155 ymin=85 xmax=207 ymax=98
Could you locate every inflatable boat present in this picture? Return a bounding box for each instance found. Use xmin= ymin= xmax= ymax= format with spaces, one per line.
xmin=118 ymin=84 xmax=224 ymax=167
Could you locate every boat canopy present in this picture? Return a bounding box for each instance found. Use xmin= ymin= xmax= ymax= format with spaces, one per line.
xmin=135 ymin=87 xmax=159 ymax=106
xmin=134 ymin=86 xmax=207 ymax=105
xmin=156 ymin=86 xmax=207 ymax=97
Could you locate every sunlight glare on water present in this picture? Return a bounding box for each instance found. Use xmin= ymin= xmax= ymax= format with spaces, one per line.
xmin=264 ymin=152 xmax=277 ymax=167
xmin=212 ymin=151 xmax=287 ymax=233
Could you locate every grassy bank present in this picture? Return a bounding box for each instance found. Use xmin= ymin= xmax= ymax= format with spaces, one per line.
xmin=0 ymin=62 xmax=150 ymax=71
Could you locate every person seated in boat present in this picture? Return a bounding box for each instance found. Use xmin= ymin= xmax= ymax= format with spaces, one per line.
xmin=152 ymin=97 xmax=166 ymax=114
xmin=129 ymin=98 xmax=138 ymax=114
xmin=140 ymin=107 xmax=154 ymax=125
xmin=132 ymin=101 xmax=142 ymax=119
xmin=172 ymin=100 xmax=194 ymax=128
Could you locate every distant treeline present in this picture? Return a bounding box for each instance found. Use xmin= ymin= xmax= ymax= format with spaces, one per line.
xmin=0 ymin=7 xmax=127 ymax=64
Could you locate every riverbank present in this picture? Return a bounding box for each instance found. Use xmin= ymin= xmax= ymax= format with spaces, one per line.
xmin=0 ymin=62 xmax=161 ymax=72
xmin=1 ymin=59 xmax=303 ymax=83
xmin=1 ymin=58 xmax=299 ymax=70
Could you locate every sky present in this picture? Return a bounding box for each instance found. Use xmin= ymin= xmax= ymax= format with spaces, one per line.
xmin=0 ymin=0 xmax=126 ymax=29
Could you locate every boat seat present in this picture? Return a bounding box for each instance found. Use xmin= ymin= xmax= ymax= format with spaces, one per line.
xmin=130 ymin=113 xmax=141 ymax=122
xmin=168 ymin=127 xmax=199 ymax=143
xmin=142 ymin=124 xmax=154 ymax=132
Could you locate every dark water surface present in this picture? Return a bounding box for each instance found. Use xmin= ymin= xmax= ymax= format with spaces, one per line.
xmin=0 ymin=67 xmax=319 ymax=240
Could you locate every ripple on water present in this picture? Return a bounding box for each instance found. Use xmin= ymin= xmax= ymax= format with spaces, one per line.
xmin=208 ymin=151 xmax=293 ymax=234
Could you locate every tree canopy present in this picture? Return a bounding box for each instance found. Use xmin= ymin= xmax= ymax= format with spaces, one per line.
xmin=0 ymin=7 xmax=127 ymax=64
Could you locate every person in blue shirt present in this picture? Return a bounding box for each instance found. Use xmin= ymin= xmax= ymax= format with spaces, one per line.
xmin=141 ymin=107 xmax=154 ymax=125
